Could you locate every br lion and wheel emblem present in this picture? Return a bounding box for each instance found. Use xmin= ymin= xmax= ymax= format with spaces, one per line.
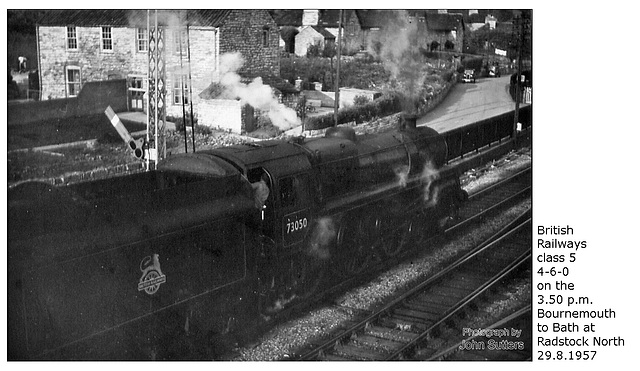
xmin=137 ymin=254 xmax=166 ymax=295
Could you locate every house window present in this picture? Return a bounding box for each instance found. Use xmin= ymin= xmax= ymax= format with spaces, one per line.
xmin=137 ymin=28 xmax=148 ymax=52
xmin=67 ymin=26 xmax=77 ymax=50
xmin=101 ymin=27 xmax=113 ymax=51
xmin=262 ymin=27 xmax=270 ymax=47
xmin=66 ymin=66 xmax=81 ymax=97
xmin=173 ymin=29 xmax=187 ymax=55
xmin=172 ymin=75 xmax=190 ymax=105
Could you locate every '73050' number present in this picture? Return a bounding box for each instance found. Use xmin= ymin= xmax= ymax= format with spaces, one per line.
xmin=286 ymin=217 xmax=308 ymax=234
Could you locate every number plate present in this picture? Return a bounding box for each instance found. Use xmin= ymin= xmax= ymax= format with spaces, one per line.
xmin=282 ymin=209 xmax=310 ymax=246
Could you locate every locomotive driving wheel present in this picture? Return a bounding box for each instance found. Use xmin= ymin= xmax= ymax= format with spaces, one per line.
xmin=337 ymin=219 xmax=373 ymax=276
xmin=381 ymin=220 xmax=413 ymax=257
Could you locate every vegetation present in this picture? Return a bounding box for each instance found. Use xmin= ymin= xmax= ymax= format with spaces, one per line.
xmin=463 ymin=10 xmax=531 ymax=59
xmin=280 ymin=55 xmax=391 ymax=91
xmin=7 ymin=10 xmax=45 ymax=70
xmin=304 ymin=92 xmax=402 ymax=130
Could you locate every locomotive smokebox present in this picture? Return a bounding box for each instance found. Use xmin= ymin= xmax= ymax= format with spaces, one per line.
xmin=400 ymin=112 xmax=418 ymax=130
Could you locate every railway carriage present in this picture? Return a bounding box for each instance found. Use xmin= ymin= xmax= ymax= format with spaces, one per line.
xmin=7 ymin=118 xmax=466 ymax=359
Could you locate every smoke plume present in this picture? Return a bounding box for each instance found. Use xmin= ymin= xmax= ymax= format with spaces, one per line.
xmin=367 ymin=11 xmax=426 ymax=112
xmin=214 ymin=52 xmax=300 ymax=131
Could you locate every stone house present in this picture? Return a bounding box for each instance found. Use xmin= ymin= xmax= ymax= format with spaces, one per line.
xmin=315 ymin=10 xmax=362 ymax=54
xmin=355 ymin=10 xmax=395 ymax=52
xmin=424 ymin=11 xmax=465 ymax=53
xmin=272 ymin=9 xmax=366 ymax=56
xmin=35 ymin=9 xmax=283 ymax=119
xmin=294 ymin=25 xmax=336 ymax=57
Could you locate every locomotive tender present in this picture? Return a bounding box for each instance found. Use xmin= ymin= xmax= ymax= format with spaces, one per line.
xmin=7 ymin=118 xmax=467 ymax=360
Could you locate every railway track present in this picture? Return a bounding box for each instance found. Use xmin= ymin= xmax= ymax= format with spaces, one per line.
xmin=424 ymin=305 xmax=532 ymax=361
xmin=296 ymin=210 xmax=531 ymax=360
xmin=444 ymin=166 xmax=531 ymax=233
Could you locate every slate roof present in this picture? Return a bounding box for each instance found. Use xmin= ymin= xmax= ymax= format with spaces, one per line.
xmin=309 ymin=25 xmax=335 ymax=39
xmin=317 ymin=9 xmax=347 ymax=27
xmin=355 ymin=10 xmax=402 ymax=29
xmin=36 ymin=9 xmax=233 ymax=28
xmin=426 ymin=12 xmax=464 ymax=31
xmin=269 ymin=9 xmax=303 ymax=27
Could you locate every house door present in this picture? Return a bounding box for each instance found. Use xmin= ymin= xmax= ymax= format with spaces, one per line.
xmin=127 ymin=75 xmax=146 ymax=112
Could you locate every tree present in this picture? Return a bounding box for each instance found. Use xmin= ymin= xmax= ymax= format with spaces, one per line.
xmin=445 ymin=40 xmax=455 ymax=50
xmin=279 ymin=27 xmax=299 ymax=54
xmin=511 ymin=10 xmax=532 ymax=60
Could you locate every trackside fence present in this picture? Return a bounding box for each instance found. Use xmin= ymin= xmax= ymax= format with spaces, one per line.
xmin=443 ymin=105 xmax=532 ymax=163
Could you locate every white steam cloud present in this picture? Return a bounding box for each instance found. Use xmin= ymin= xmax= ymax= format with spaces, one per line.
xmin=306 ymin=217 xmax=335 ymax=260
xmin=421 ymin=160 xmax=440 ymax=206
xmin=394 ymin=164 xmax=410 ymax=188
xmin=215 ymin=52 xmax=300 ymax=131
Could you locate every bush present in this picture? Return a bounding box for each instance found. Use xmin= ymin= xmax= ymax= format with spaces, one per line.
xmin=304 ymin=92 xmax=402 ymax=130
xmin=168 ymin=115 xmax=212 ymax=135
xmin=306 ymin=41 xmax=322 ymax=58
xmin=353 ymin=94 xmax=370 ymax=106
xmin=280 ymin=55 xmax=388 ymax=92
xmin=445 ymin=40 xmax=455 ymax=50
xmin=461 ymin=56 xmax=483 ymax=72
xmin=440 ymin=70 xmax=454 ymax=82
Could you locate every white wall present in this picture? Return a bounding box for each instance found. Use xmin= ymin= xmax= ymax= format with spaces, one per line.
xmin=197 ymin=99 xmax=242 ymax=134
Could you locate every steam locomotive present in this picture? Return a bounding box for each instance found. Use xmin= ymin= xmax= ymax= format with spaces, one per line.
xmin=7 ymin=117 xmax=467 ymax=360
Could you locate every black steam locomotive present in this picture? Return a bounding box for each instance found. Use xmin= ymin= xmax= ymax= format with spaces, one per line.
xmin=7 ymin=118 xmax=467 ymax=360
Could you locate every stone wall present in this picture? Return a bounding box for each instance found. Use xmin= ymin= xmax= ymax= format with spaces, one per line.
xmin=220 ymin=10 xmax=279 ymax=77
xmin=343 ymin=11 xmax=364 ymax=53
xmin=37 ymin=26 xmax=148 ymax=100
xmin=164 ymin=27 xmax=218 ymax=118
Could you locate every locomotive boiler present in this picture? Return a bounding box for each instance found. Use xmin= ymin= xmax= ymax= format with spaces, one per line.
xmin=7 ymin=118 xmax=466 ymax=360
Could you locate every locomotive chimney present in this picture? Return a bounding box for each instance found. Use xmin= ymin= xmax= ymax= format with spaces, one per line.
xmin=400 ymin=112 xmax=418 ymax=130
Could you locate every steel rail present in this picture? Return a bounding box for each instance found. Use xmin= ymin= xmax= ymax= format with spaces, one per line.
xmin=387 ymin=236 xmax=531 ymax=360
xmin=424 ymin=304 xmax=532 ymax=361
xmin=444 ymin=166 xmax=531 ymax=233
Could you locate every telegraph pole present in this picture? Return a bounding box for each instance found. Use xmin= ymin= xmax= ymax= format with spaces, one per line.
xmin=334 ymin=9 xmax=343 ymax=127
xmin=512 ymin=11 xmax=526 ymax=147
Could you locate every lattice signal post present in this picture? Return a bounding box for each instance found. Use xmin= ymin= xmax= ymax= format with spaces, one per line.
xmin=147 ymin=10 xmax=167 ymax=170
